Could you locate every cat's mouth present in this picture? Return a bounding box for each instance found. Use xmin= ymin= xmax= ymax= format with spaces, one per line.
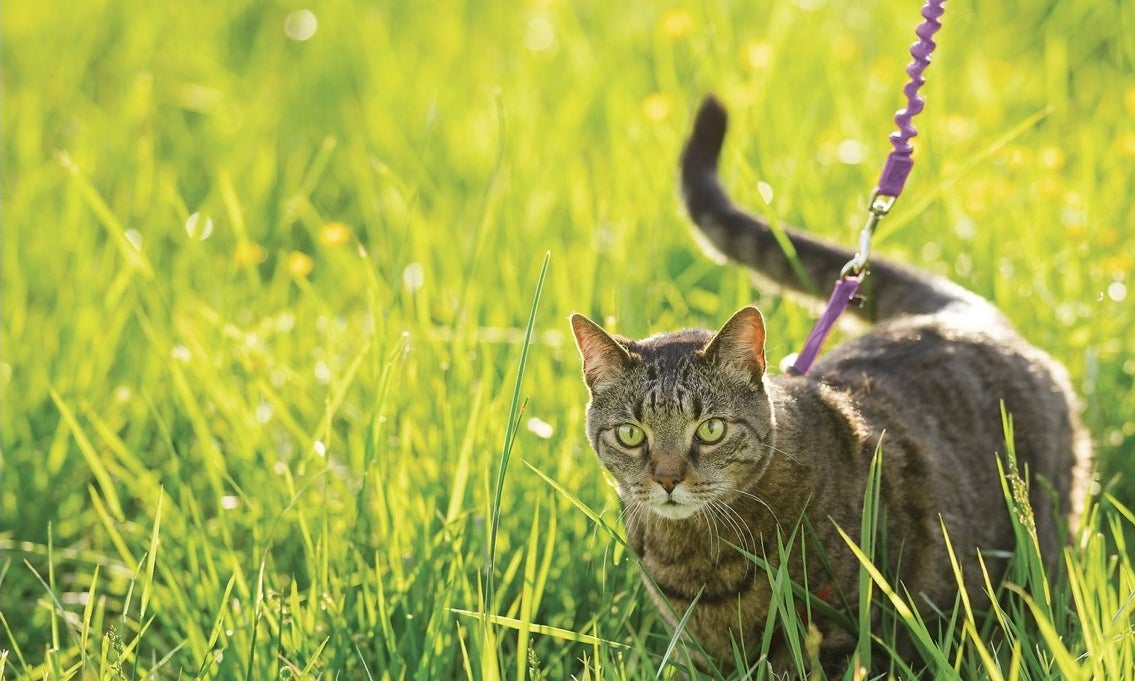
xmin=651 ymin=498 xmax=700 ymax=520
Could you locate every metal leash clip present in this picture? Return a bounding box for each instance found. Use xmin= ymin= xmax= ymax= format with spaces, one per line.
xmin=840 ymin=191 xmax=896 ymax=280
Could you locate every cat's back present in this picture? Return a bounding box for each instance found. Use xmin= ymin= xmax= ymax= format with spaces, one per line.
xmin=800 ymin=309 xmax=1087 ymax=569
xmin=811 ymin=309 xmax=1073 ymax=430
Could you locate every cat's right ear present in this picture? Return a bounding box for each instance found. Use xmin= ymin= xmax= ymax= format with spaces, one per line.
xmin=570 ymin=314 xmax=634 ymax=392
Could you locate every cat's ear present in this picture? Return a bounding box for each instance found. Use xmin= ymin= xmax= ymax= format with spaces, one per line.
xmin=570 ymin=313 xmax=634 ymax=392
xmin=702 ymin=306 xmax=766 ymax=382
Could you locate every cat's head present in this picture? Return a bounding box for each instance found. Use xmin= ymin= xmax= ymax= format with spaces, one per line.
xmin=570 ymin=306 xmax=775 ymax=520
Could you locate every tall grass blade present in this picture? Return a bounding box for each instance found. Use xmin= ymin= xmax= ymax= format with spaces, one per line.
xmin=54 ymin=151 xmax=154 ymax=278
xmin=50 ymin=389 xmax=125 ymax=520
xmin=486 ymin=252 xmax=551 ymax=608
xmin=655 ymin=587 xmax=704 ymax=678
xmin=451 ymin=610 xmax=630 ymax=649
xmin=523 ymin=460 xmax=628 ymax=548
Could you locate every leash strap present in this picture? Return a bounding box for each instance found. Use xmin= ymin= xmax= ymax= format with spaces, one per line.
xmin=788 ymin=277 xmax=861 ymax=375
xmin=789 ymin=0 xmax=945 ymax=376
xmin=877 ymin=0 xmax=946 ymax=199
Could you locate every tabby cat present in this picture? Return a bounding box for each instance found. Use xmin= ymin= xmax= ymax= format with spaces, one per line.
xmin=570 ymin=96 xmax=1092 ymax=676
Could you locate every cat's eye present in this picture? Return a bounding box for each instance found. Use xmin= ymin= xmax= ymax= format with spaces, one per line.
xmin=615 ymin=424 xmax=646 ymax=447
xmin=695 ymin=418 xmax=726 ymax=444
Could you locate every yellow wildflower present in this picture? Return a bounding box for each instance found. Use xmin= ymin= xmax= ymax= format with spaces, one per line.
xmin=1115 ymin=133 xmax=1135 ymax=159
xmin=1037 ymin=146 xmax=1065 ymax=171
xmin=318 ymin=222 xmax=353 ymax=248
xmin=642 ymin=93 xmax=672 ymax=123
xmin=659 ymin=9 xmax=693 ymax=39
xmin=287 ymin=251 xmax=314 ymax=278
xmin=234 ymin=241 xmax=266 ymax=267
xmin=741 ymin=40 xmax=774 ymax=71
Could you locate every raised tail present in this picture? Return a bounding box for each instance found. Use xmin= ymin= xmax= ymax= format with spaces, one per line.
xmin=680 ymin=95 xmax=996 ymax=322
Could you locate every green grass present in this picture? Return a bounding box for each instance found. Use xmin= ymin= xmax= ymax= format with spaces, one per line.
xmin=3 ymin=0 xmax=1134 ymax=678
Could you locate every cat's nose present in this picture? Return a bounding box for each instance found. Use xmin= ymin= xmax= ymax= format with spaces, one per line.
xmin=653 ymin=473 xmax=683 ymax=494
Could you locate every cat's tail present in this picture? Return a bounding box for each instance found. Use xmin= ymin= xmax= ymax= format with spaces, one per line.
xmin=680 ymin=95 xmax=999 ymax=323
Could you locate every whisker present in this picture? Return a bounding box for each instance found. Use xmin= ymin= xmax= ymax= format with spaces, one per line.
xmin=618 ymin=496 xmax=645 ymax=532
xmin=759 ymin=440 xmax=798 ymax=464
xmin=725 ymin=501 xmax=759 ymax=557
xmin=695 ymin=506 xmax=723 ymax=560
xmin=703 ymin=501 xmax=730 ymax=560
xmin=724 ymin=487 xmax=781 ymax=527
xmin=712 ymin=499 xmax=757 ymax=559
xmin=599 ymin=497 xmax=622 ymax=520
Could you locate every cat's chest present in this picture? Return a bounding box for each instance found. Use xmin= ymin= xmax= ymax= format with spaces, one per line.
xmin=630 ymin=517 xmax=757 ymax=600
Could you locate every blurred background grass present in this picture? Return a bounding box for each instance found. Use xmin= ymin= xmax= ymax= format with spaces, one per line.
xmin=2 ymin=0 xmax=1133 ymax=678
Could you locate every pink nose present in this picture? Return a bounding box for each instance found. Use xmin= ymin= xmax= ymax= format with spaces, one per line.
xmin=653 ymin=473 xmax=683 ymax=494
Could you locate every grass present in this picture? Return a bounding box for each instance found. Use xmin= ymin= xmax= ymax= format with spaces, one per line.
xmin=2 ymin=0 xmax=1134 ymax=678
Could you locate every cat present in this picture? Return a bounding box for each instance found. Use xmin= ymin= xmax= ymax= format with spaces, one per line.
xmin=570 ymin=95 xmax=1093 ymax=677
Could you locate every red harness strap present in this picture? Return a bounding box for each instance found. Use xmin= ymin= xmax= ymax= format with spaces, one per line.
xmin=769 ymin=581 xmax=837 ymax=649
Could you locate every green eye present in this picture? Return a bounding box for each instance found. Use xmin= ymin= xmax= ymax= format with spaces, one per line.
xmin=615 ymin=424 xmax=645 ymax=447
xmin=695 ymin=418 xmax=726 ymax=444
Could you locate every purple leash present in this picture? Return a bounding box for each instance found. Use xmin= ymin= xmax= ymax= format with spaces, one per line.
xmin=789 ymin=0 xmax=946 ymax=376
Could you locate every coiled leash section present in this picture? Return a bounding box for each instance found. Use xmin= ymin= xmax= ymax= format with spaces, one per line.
xmin=789 ymin=0 xmax=946 ymax=376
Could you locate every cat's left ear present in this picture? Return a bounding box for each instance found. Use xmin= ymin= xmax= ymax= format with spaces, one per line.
xmin=702 ymin=306 xmax=766 ymax=382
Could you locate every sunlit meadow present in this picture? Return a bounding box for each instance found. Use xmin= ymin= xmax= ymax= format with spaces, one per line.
xmin=2 ymin=0 xmax=1133 ymax=679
